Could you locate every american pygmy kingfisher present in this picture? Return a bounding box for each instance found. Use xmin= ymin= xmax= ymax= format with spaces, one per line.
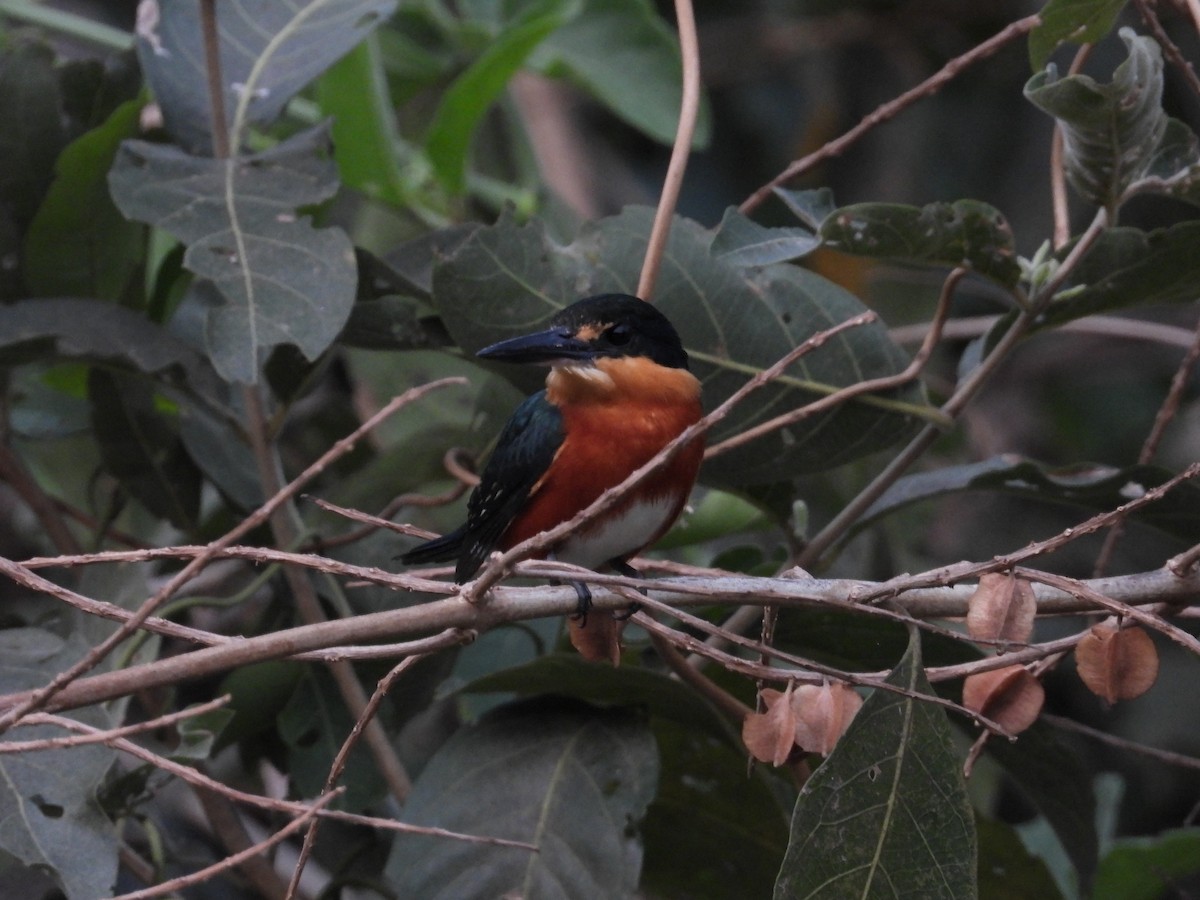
xmin=400 ymin=293 xmax=704 ymax=616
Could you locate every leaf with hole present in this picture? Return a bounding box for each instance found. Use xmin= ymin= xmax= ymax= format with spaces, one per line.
xmin=109 ymin=123 xmax=356 ymax=383
xmin=773 ymin=628 xmax=976 ymax=899
xmin=0 ymin=628 xmax=119 ymax=900
xmin=820 ymin=198 xmax=1021 ymax=287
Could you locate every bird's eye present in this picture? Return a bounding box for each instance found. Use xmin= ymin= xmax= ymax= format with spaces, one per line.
xmin=608 ymin=323 xmax=632 ymax=345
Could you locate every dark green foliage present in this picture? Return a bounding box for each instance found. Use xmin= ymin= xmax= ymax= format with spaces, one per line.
xmin=0 ymin=2 xmax=1197 ymax=898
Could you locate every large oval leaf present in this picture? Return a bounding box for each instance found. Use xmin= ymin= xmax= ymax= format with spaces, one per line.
xmin=773 ymin=629 xmax=977 ymax=899
xmin=109 ymin=124 xmax=356 ymax=384
xmin=384 ymin=698 xmax=657 ymax=898
xmin=431 ymin=206 xmax=923 ymax=486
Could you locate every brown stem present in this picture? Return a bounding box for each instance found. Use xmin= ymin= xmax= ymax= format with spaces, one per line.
xmin=199 ymin=0 xmax=230 ymax=159
xmin=194 ymin=786 xmax=296 ymax=900
xmin=637 ymin=0 xmax=701 ymax=300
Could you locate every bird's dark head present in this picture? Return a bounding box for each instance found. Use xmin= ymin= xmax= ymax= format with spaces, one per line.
xmin=476 ymin=294 xmax=690 ymax=370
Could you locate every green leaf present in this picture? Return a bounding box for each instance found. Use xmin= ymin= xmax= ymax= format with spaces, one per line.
xmin=23 ymin=97 xmax=144 ymax=300
xmin=820 ymin=198 xmax=1021 ymax=287
xmin=464 ymin=653 xmax=736 ymax=742
xmin=1093 ymin=828 xmax=1200 ymax=900
xmin=529 ymin=0 xmax=708 ymax=147
xmin=0 ymin=298 xmax=225 ymax=399
xmin=977 ymin=814 xmax=1064 ymax=900
xmin=1138 ymin=116 xmax=1200 ymax=205
xmin=643 ymin=718 xmax=790 ymax=898
xmin=710 ymin=207 xmax=821 ymax=267
xmin=1028 ymin=0 xmax=1127 ymax=71
xmin=315 ymin=35 xmax=409 ymax=208
xmin=431 ymin=206 xmax=924 ymax=486
xmin=1043 ymin=221 xmax=1200 ymax=327
xmin=1025 ymin=29 xmax=1168 ymax=209
xmin=857 ymin=456 xmax=1200 ymax=545
xmin=380 ymin=224 xmax=481 ymax=299
xmin=773 ymin=628 xmax=976 ymax=900
xmin=277 ymin=669 xmax=388 ymax=812
xmin=340 ymin=295 xmax=454 ymax=350
xmin=88 ymin=369 xmax=201 ymax=530
xmin=109 ymin=124 xmax=357 ymax=383
xmin=426 ymin=0 xmax=577 ymax=193
xmin=774 ymin=608 xmax=979 ymax=673
xmin=384 ymin=698 xmax=658 ymax=898
xmin=0 ymin=41 xmax=66 ymax=226
xmin=173 ymin=707 xmax=235 ymax=761
xmin=216 ymin=661 xmax=304 ymax=749
xmin=985 ymin=721 xmax=1098 ymax=892
xmin=177 ymin=400 xmax=263 ymax=509
xmin=0 ymin=628 xmax=118 ymax=900
xmin=135 ymin=0 xmax=399 ymax=154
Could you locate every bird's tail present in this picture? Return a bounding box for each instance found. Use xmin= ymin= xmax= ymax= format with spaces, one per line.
xmin=399 ymin=527 xmax=466 ymax=566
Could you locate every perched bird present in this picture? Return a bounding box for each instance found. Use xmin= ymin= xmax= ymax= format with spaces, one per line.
xmin=400 ymin=293 xmax=704 ymax=617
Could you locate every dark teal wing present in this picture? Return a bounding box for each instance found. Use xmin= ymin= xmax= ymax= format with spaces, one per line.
xmin=455 ymin=390 xmax=564 ymax=581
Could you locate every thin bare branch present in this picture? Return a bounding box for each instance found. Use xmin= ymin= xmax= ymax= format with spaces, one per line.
xmin=1 ymin=696 xmax=230 ymax=753
xmin=1043 ymin=713 xmax=1200 ymax=771
xmin=1134 ymin=0 xmax=1200 ymax=101
xmin=0 ymin=378 xmax=464 ymax=732
xmin=113 ymin=790 xmax=338 ymax=900
xmin=1050 ymin=44 xmax=1093 ymax=249
xmin=286 ymin=654 xmax=432 ymax=898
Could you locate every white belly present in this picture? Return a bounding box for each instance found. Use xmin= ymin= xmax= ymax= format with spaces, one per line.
xmin=554 ymin=497 xmax=676 ymax=570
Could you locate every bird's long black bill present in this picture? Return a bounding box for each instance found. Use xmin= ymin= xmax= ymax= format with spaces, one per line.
xmin=476 ymin=327 xmax=593 ymax=364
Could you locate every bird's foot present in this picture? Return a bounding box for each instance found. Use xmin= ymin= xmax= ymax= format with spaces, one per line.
xmin=551 ymin=579 xmax=593 ymax=626
xmin=569 ymin=581 xmax=593 ymax=626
